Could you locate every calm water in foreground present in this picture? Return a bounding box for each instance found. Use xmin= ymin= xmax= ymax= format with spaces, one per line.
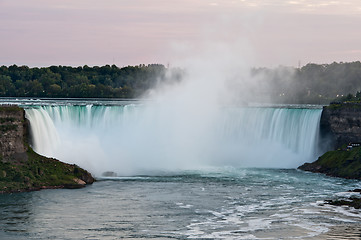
xmin=0 ymin=168 xmax=360 ymax=240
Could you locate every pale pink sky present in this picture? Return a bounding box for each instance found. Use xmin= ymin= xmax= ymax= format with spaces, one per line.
xmin=0 ymin=0 xmax=361 ymax=67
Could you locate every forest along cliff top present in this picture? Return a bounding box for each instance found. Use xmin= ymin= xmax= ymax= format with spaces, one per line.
xmin=0 ymin=105 xmax=94 ymax=193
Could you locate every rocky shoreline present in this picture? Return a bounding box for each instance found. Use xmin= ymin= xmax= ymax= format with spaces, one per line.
xmin=0 ymin=150 xmax=95 ymax=194
xmin=298 ymin=146 xmax=361 ymax=180
xmin=298 ymin=102 xmax=361 ymax=180
xmin=298 ymin=102 xmax=361 ymax=209
xmin=298 ymin=150 xmax=361 ymax=210
xmin=325 ymin=189 xmax=361 ymax=209
xmin=0 ymin=105 xmax=95 ymax=194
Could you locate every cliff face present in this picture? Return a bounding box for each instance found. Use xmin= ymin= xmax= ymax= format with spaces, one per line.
xmin=0 ymin=106 xmax=28 ymax=162
xmin=300 ymin=103 xmax=361 ymax=180
xmin=0 ymin=105 xmax=95 ymax=193
xmin=320 ymin=103 xmax=361 ymax=149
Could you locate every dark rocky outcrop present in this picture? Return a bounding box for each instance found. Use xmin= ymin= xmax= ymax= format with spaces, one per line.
xmin=300 ymin=102 xmax=361 ymax=179
xmin=325 ymin=198 xmax=361 ymax=209
xmin=325 ymin=189 xmax=361 ymax=209
xmin=320 ymin=103 xmax=361 ymax=149
xmin=298 ymin=146 xmax=361 ymax=179
xmin=298 ymin=102 xmax=361 ymax=210
xmin=0 ymin=105 xmax=95 ymax=193
xmin=0 ymin=105 xmax=28 ymax=162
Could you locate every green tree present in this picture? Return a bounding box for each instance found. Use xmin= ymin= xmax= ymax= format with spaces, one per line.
xmin=28 ymin=80 xmax=44 ymax=97
xmin=48 ymin=84 xmax=62 ymax=97
xmin=0 ymin=75 xmax=15 ymax=96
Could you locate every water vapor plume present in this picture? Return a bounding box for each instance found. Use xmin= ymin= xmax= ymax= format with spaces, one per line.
xmin=26 ymin=19 xmax=323 ymax=176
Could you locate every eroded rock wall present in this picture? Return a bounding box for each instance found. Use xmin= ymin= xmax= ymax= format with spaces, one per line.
xmin=320 ymin=104 xmax=361 ymax=149
xmin=0 ymin=106 xmax=28 ymax=162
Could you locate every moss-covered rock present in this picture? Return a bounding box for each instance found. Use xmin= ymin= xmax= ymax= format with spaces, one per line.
xmin=298 ymin=146 xmax=361 ymax=179
xmin=0 ymin=105 xmax=95 ymax=193
xmin=0 ymin=147 xmax=94 ymax=193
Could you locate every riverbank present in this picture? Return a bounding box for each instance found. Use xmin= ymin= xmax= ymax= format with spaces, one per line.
xmin=0 ymin=148 xmax=95 ymax=193
xmin=298 ymin=147 xmax=361 ymax=209
xmin=0 ymin=105 xmax=94 ymax=193
xmin=298 ymin=102 xmax=361 ymax=210
xmin=298 ymin=146 xmax=361 ymax=209
xmin=298 ymin=146 xmax=361 ymax=180
xmin=298 ymin=102 xmax=361 ymax=180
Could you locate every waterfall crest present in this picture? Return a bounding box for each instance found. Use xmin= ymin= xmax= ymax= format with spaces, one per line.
xmin=25 ymin=104 xmax=322 ymax=176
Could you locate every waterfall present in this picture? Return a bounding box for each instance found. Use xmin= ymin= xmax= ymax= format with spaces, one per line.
xmin=25 ymin=104 xmax=322 ymax=176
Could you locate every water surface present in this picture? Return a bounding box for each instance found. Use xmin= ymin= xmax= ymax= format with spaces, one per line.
xmin=1 ymin=168 xmax=360 ymax=239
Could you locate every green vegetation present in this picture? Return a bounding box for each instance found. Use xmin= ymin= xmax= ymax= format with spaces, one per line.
xmin=0 ymin=117 xmax=16 ymax=123
xmin=0 ymin=124 xmax=18 ymax=132
xmin=252 ymin=61 xmax=361 ymax=104
xmin=330 ymin=91 xmax=361 ymax=103
xmin=298 ymin=146 xmax=361 ymax=179
xmin=0 ymin=147 xmax=93 ymax=193
xmin=1 ymin=61 xmax=361 ymax=103
xmin=0 ymin=105 xmax=94 ymax=193
xmin=0 ymin=64 xmax=182 ymax=98
xmin=326 ymin=99 xmax=361 ymax=110
xmin=0 ymin=105 xmax=23 ymax=113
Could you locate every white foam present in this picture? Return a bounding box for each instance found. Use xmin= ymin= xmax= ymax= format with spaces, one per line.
xmin=335 ymin=191 xmax=360 ymax=198
xmin=291 ymin=222 xmax=329 ymax=237
xmin=311 ymin=200 xmax=361 ymax=221
xmin=96 ymin=176 xmax=151 ymax=180
xmin=246 ymin=218 xmax=272 ymax=231
xmin=26 ymin=105 xmax=323 ymax=176
xmin=176 ymin=202 xmax=193 ymax=209
xmin=329 ymin=216 xmax=357 ymax=223
xmin=299 ymin=208 xmax=321 ymax=214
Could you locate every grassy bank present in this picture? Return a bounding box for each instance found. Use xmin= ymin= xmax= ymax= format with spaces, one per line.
xmin=298 ymin=146 xmax=361 ymax=179
xmin=0 ymin=147 xmax=94 ymax=193
xmin=0 ymin=105 xmax=94 ymax=193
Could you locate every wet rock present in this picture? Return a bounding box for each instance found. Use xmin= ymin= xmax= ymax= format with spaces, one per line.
xmin=321 ymin=103 xmax=361 ymax=149
xmin=325 ymin=198 xmax=361 ymax=209
xmin=324 ymin=188 xmax=361 ymax=209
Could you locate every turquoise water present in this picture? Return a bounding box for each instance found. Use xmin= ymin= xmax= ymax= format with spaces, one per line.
xmin=0 ymin=168 xmax=360 ymax=239
xmin=0 ymin=99 xmax=360 ymax=239
xmin=24 ymin=103 xmax=323 ymax=176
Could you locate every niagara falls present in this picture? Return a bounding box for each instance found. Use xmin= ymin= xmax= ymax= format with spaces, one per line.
xmin=0 ymin=98 xmax=360 ymax=239
xmin=1 ymin=0 xmax=361 ymax=239
xmin=25 ymin=103 xmax=323 ymax=176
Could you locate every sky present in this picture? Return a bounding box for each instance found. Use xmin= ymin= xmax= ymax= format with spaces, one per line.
xmin=0 ymin=0 xmax=361 ymax=68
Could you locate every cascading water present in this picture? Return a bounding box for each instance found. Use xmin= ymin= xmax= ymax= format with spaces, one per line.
xmin=25 ymin=104 xmax=322 ymax=176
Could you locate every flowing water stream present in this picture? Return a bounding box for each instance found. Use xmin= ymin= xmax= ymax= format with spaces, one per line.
xmin=25 ymin=103 xmax=322 ymax=176
xmin=0 ymin=99 xmax=360 ymax=239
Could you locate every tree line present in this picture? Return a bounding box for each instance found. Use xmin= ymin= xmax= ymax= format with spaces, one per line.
xmin=0 ymin=61 xmax=361 ymax=103
xmin=251 ymin=61 xmax=361 ymax=104
xmin=0 ymin=64 xmax=180 ymax=98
